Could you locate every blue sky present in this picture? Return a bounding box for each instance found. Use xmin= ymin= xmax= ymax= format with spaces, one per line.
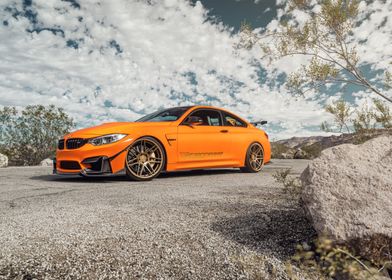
xmin=0 ymin=0 xmax=391 ymax=139
xmin=196 ymin=0 xmax=276 ymax=31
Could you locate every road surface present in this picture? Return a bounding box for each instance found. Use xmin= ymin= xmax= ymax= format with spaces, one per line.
xmin=0 ymin=159 xmax=314 ymax=279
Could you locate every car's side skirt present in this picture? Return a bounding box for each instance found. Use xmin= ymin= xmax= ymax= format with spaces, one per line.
xmin=166 ymin=160 xmax=243 ymax=171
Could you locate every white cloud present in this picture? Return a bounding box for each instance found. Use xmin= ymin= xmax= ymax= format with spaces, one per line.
xmin=0 ymin=0 xmax=362 ymax=140
xmin=354 ymin=0 xmax=392 ymax=71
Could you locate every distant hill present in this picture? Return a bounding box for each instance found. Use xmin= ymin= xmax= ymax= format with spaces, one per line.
xmin=271 ymin=129 xmax=392 ymax=159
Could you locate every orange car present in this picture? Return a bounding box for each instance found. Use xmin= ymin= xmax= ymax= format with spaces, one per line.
xmin=54 ymin=106 xmax=271 ymax=181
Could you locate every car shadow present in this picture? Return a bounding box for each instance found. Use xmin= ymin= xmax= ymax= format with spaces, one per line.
xmin=211 ymin=207 xmax=316 ymax=259
xmin=160 ymin=168 xmax=242 ymax=178
xmin=30 ymin=169 xmax=242 ymax=183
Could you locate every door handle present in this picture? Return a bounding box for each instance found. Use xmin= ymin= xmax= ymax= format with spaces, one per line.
xmin=220 ymin=129 xmax=229 ymax=133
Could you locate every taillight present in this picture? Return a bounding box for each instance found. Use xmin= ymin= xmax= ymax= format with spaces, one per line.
xmin=264 ymin=132 xmax=269 ymax=139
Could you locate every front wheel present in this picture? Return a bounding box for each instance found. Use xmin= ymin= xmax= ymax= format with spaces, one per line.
xmin=125 ymin=137 xmax=166 ymax=181
xmin=240 ymin=142 xmax=264 ymax=173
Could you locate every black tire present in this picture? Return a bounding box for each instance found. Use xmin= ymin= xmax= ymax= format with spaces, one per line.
xmin=125 ymin=137 xmax=166 ymax=181
xmin=240 ymin=142 xmax=264 ymax=173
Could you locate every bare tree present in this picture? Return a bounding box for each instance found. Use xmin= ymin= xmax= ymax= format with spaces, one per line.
xmin=239 ymin=0 xmax=392 ymax=103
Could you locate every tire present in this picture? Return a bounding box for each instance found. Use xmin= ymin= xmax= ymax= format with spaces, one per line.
xmin=125 ymin=137 xmax=166 ymax=181
xmin=240 ymin=142 xmax=264 ymax=173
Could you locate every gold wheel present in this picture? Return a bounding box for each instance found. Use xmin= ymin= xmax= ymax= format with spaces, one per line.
xmin=125 ymin=138 xmax=164 ymax=180
xmin=241 ymin=142 xmax=264 ymax=173
xmin=249 ymin=143 xmax=264 ymax=171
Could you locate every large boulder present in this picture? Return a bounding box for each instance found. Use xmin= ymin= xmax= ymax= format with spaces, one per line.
xmin=301 ymin=136 xmax=392 ymax=242
xmin=0 ymin=153 xmax=8 ymax=167
xmin=40 ymin=158 xmax=53 ymax=166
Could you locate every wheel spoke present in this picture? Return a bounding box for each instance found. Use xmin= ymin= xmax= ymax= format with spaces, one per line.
xmin=144 ymin=163 xmax=154 ymax=175
xmin=128 ymin=162 xmax=139 ymax=167
xmin=128 ymin=148 xmax=137 ymax=158
xmin=127 ymin=157 xmax=138 ymax=164
xmin=138 ymin=164 xmax=145 ymax=176
xmin=146 ymin=146 xmax=158 ymax=154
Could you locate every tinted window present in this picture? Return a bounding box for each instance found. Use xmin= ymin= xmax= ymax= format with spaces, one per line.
xmin=185 ymin=109 xmax=222 ymax=126
xmin=135 ymin=107 xmax=191 ymax=122
xmin=223 ymin=112 xmax=247 ymax=127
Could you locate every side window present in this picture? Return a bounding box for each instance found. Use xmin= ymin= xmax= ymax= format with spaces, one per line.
xmin=185 ymin=109 xmax=222 ymax=126
xmin=223 ymin=112 xmax=247 ymax=127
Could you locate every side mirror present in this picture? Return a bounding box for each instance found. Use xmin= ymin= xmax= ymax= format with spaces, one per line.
xmin=185 ymin=116 xmax=203 ymax=127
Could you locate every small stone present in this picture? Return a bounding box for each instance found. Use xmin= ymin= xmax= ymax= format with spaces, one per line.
xmin=39 ymin=158 xmax=53 ymax=167
xmin=0 ymin=153 xmax=8 ymax=168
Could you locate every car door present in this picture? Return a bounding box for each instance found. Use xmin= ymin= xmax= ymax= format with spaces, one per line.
xmin=220 ymin=110 xmax=249 ymax=164
xmin=177 ymin=109 xmax=232 ymax=166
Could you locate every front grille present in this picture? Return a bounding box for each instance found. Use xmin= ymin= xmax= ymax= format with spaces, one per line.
xmin=58 ymin=139 xmax=65 ymax=150
xmin=59 ymin=161 xmax=81 ymax=170
xmin=66 ymin=138 xmax=87 ymax=149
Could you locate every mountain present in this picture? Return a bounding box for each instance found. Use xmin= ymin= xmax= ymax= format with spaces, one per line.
xmin=271 ymin=129 xmax=392 ymax=159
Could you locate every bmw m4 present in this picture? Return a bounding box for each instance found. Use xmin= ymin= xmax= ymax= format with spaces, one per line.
xmin=54 ymin=106 xmax=271 ymax=181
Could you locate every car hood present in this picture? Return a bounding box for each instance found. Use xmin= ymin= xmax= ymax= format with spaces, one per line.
xmin=64 ymin=122 xmax=172 ymax=138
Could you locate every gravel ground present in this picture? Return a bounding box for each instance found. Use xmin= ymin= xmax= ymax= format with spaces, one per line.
xmin=0 ymin=160 xmax=316 ymax=280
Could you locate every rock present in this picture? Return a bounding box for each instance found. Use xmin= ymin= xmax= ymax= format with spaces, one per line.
xmin=40 ymin=158 xmax=53 ymax=167
xmin=293 ymin=148 xmax=308 ymax=159
xmin=280 ymin=152 xmax=294 ymax=159
xmin=301 ymin=136 xmax=392 ymax=244
xmin=0 ymin=153 xmax=8 ymax=168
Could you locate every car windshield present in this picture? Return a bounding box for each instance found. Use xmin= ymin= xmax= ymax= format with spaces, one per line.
xmin=135 ymin=106 xmax=192 ymax=122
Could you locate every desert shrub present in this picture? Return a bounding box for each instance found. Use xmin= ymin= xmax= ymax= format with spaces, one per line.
xmin=273 ymin=169 xmax=302 ymax=196
xmin=322 ymin=99 xmax=392 ymax=134
xmin=373 ymin=99 xmax=392 ymax=129
xmin=0 ymin=105 xmax=74 ymax=165
xmin=349 ymin=234 xmax=392 ymax=269
xmin=287 ymin=236 xmax=392 ymax=280
xmin=352 ymin=103 xmax=375 ymax=133
xmin=324 ymin=99 xmax=353 ymax=133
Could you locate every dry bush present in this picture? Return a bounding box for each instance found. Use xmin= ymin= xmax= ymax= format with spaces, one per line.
xmin=287 ymin=236 xmax=392 ymax=280
xmin=273 ymin=169 xmax=302 ymax=196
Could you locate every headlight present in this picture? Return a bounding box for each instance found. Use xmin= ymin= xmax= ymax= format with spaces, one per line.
xmin=88 ymin=134 xmax=127 ymax=146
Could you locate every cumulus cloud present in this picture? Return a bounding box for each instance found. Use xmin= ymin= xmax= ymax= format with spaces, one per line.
xmin=3 ymin=0 xmax=387 ymax=139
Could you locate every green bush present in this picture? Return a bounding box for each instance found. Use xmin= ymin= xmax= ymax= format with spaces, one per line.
xmin=0 ymin=105 xmax=74 ymax=166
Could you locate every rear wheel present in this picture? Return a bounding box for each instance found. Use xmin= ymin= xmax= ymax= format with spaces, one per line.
xmin=240 ymin=142 xmax=264 ymax=173
xmin=125 ymin=137 xmax=165 ymax=181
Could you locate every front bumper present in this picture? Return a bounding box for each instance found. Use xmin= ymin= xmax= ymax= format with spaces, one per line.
xmin=54 ymin=137 xmax=133 ymax=176
xmin=53 ymin=156 xmax=125 ymax=176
